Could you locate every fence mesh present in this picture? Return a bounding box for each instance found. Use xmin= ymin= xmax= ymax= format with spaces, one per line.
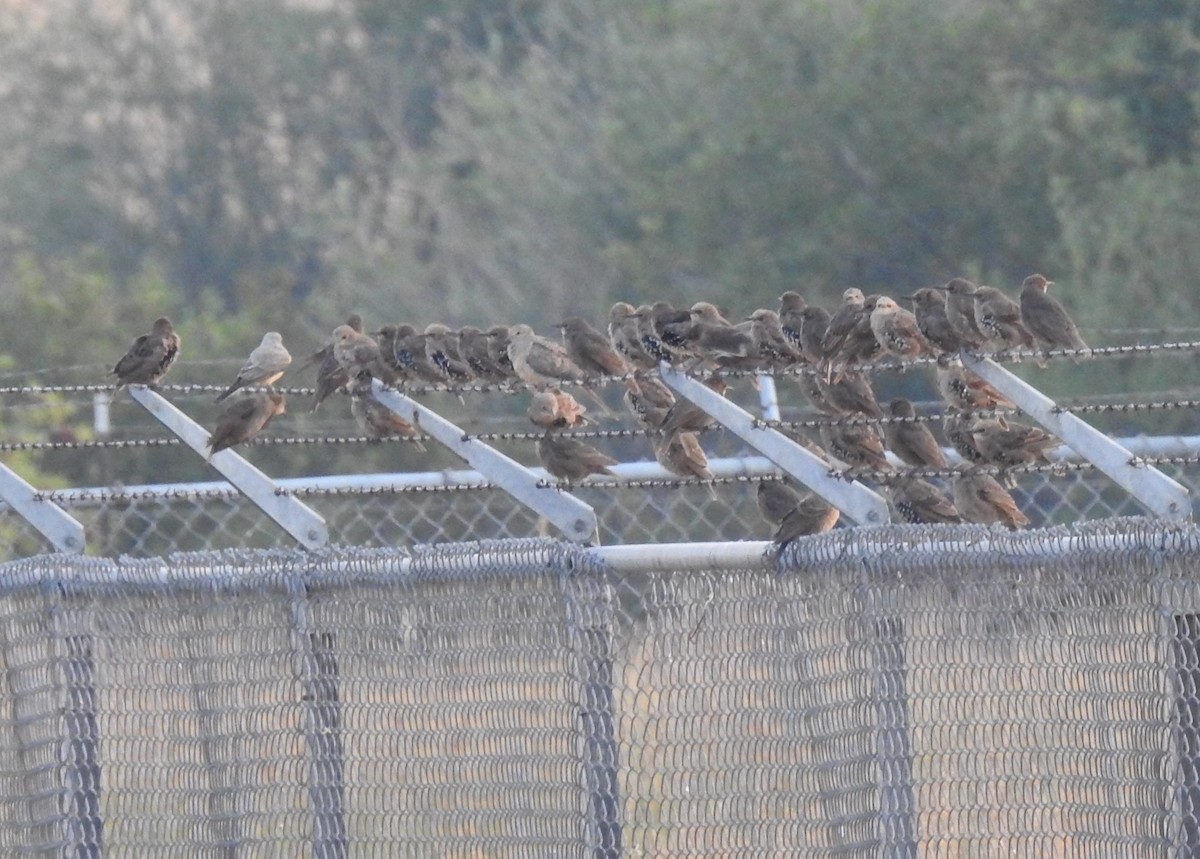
xmin=0 ymin=522 xmax=1199 ymax=855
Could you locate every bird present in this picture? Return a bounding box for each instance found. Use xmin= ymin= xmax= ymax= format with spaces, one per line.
xmin=870 ymin=296 xmax=934 ymax=360
xmin=215 ymin=332 xmax=292 ymax=402
xmin=942 ymin=410 xmax=990 ymax=468
xmin=935 ymin=355 xmax=1014 ymax=411
xmin=206 ymin=392 xmax=286 ymax=461
xmin=558 ymin=316 xmax=637 ymax=390
xmin=778 ymin=291 xmax=808 ymax=350
xmin=423 ymin=323 xmax=475 ymax=382
xmin=654 ymin=431 xmax=715 ymax=487
xmin=973 ymin=285 xmax=1034 ymax=352
xmin=658 ymin=374 xmax=726 ymax=437
xmin=350 ymin=382 xmax=426 ymax=449
xmin=818 ymin=370 xmax=884 ymax=419
xmin=756 ymin=480 xmax=839 ymax=547
xmin=952 ymin=468 xmax=1029 ymax=529
xmin=457 ymin=326 xmax=511 ymax=383
xmin=635 ymin=303 xmax=683 ymax=365
xmin=889 ymin=478 xmax=962 ymax=524
xmin=820 ymin=288 xmax=868 ymax=367
xmin=390 ymin=324 xmax=451 ymax=384
xmin=942 ymin=278 xmax=987 ymax=350
xmin=1019 ymin=274 xmax=1089 ymax=356
xmin=909 ymin=287 xmax=967 ymax=353
xmin=111 ymin=317 xmax=181 ymax=388
xmin=537 ymin=431 xmax=618 ymax=485
xmin=971 ymin=416 xmax=1061 ymax=468
xmin=745 ymin=309 xmax=803 ymax=368
xmin=884 ymin=399 xmax=948 ymax=469
xmin=527 ymin=390 xmax=590 ymax=429
xmin=827 ymin=294 xmax=883 ymax=376
xmin=608 ymin=302 xmax=658 ymax=371
xmin=796 ymin=306 xmax=831 ymax=365
xmin=308 ymin=314 xmax=364 ymax=412
xmin=507 ymin=324 xmax=590 ymax=388
xmin=623 ymin=376 xmax=676 ymax=431
xmin=332 ymin=325 xmax=396 ymax=384
xmin=820 ymin=422 xmax=891 ymax=477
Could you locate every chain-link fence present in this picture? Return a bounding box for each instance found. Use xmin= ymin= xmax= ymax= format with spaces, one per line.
xmin=1 ymin=521 xmax=1199 ymax=855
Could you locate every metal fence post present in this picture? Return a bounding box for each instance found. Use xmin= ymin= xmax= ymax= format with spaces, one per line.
xmin=562 ymin=554 xmax=621 ymax=858
xmin=53 ymin=609 xmax=102 ymax=858
xmin=871 ymin=615 xmax=916 ymax=858
xmin=289 ymin=579 xmax=347 ymax=859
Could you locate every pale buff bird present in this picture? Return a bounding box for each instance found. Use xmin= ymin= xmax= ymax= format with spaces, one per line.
xmin=216 ymin=331 xmax=292 ymax=402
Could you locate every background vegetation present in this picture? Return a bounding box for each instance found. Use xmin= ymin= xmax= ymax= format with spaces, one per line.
xmin=0 ymin=0 xmax=1197 ymax=487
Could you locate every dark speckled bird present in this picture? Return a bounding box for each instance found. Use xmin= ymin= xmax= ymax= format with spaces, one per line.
xmin=942 ymin=278 xmax=987 ymax=350
xmin=884 ymin=399 xmax=948 ymax=468
xmin=537 ymin=431 xmax=618 ymax=485
xmin=423 ymin=323 xmax=474 ymax=382
xmin=889 ymin=478 xmax=962 ymax=524
xmin=458 ymin=326 xmax=512 ymax=383
xmin=1019 ymin=274 xmax=1089 ymax=355
xmin=820 ymin=422 xmax=891 ymax=477
xmin=821 ymin=288 xmax=867 ymax=364
xmin=819 ymin=370 xmax=884 ymax=419
xmin=973 ymin=285 xmax=1034 ymax=352
xmin=797 ymin=306 xmax=831 ymax=365
xmin=870 ymin=296 xmax=934 ymax=360
xmin=778 ymin=291 xmax=808 ymax=351
xmin=935 ymin=355 xmax=1014 ymax=411
xmin=909 ymin=287 xmax=966 ymax=353
xmin=559 ymin=316 xmax=637 ymax=391
xmin=608 ymin=302 xmax=657 ymax=371
xmin=623 ymin=376 xmax=676 ymax=431
xmin=111 ymin=316 xmax=181 ymax=388
xmin=756 ymin=480 xmax=839 ymax=547
xmin=971 ymin=416 xmax=1061 ymax=468
xmin=351 ymin=382 xmax=426 ymax=450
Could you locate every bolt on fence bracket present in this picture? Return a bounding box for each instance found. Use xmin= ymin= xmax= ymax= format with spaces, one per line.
xmin=960 ymin=354 xmax=1192 ymax=521
xmin=371 ymin=380 xmax=599 ymax=543
xmin=659 ymin=366 xmax=891 ymax=525
xmin=127 ymin=387 xmax=330 ymax=549
xmin=0 ymin=464 xmax=85 ymax=553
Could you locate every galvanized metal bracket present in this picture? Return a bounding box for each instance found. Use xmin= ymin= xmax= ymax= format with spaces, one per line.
xmin=127 ymin=387 xmax=330 ymax=549
xmin=371 ymin=380 xmax=599 ymax=543
xmin=960 ymin=354 xmax=1191 ymax=521
xmin=0 ymin=463 xmax=85 ymax=553
xmin=659 ymin=366 xmax=891 ymax=525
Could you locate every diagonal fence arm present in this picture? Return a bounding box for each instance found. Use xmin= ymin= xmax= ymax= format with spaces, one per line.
xmin=659 ymin=366 xmax=891 ymax=525
xmin=127 ymin=387 xmax=330 ymax=550
xmin=0 ymin=463 xmax=85 ymax=553
xmin=960 ymin=354 xmax=1191 ymax=521
xmin=371 ymin=380 xmax=599 ymax=544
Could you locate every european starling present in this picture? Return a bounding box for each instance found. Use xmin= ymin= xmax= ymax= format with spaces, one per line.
xmin=870 ymin=296 xmax=934 ymax=360
xmin=458 ymin=326 xmax=511 ymax=383
xmin=309 ymin=314 xmax=363 ymax=412
xmin=884 ymin=398 xmax=948 ymax=468
xmin=821 ymin=288 xmax=867 ymax=363
xmin=756 ymin=480 xmax=839 ymax=547
xmin=423 ymin=323 xmax=474 ymax=382
xmin=350 ymin=383 xmax=426 ymax=450
xmin=778 ymin=291 xmax=808 ymax=350
xmin=909 ymin=287 xmax=966 ymax=353
xmin=635 ymin=303 xmax=683 ymax=364
xmin=623 ymin=376 xmax=676 ymax=430
xmin=559 ymin=316 xmax=636 ymax=388
xmin=111 ymin=317 xmax=181 ymax=388
xmin=216 ymin=331 xmax=292 ymax=402
xmin=973 ymin=285 xmax=1034 ymax=352
xmin=537 ymin=431 xmax=618 ymax=485
xmin=942 ymin=278 xmax=987 ymax=350
xmin=206 ymin=391 xmax=286 ymax=460
xmin=659 ymin=374 xmax=726 ymax=436
xmin=942 ymin=410 xmax=989 ymax=467
xmin=828 ymin=294 xmax=883 ymax=375
xmin=819 ymin=370 xmax=884 ymax=419
xmin=889 ymin=478 xmax=962 ymax=524
xmin=391 ymin=324 xmax=449 ymax=384
xmin=654 ymin=430 xmax=715 ymax=485
xmin=1019 ymin=274 xmax=1089 ymax=354
xmin=797 ymin=306 xmax=831 ymax=365
xmin=820 ymin=422 xmax=891 ymax=476
xmin=952 ymin=469 xmax=1029 ymax=529
xmin=746 ymin=309 xmax=803 ymax=368
xmin=971 ymin=416 xmax=1060 ymax=468
xmin=935 ymin=355 xmax=1014 ymax=411
xmin=608 ymin=302 xmax=657 ymax=371
xmin=332 ymin=325 xmax=396 ymax=384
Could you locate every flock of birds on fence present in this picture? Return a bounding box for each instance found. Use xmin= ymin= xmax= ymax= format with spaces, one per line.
xmin=107 ymin=273 xmax=1090 ymax=546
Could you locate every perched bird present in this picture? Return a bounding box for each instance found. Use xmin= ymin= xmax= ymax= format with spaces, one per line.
xmin=870 ymin=296 xmax=934 ymax=360
xmin=952 ymin=469 xmax=1030 ymax=529
xmin=507 ymin=324 xmax=590 ymax=388
xmin=527 ymin=389 xmax=589 ymax=429
xmin=942 ymin=278 xmax=987 ymax=350
xmin=654 ymin=431 xmax=715 ymax=486
xmin=828 ymin=294 xmax=883 ymax=375
xmin=309 ymin=314 xmax=363 ymax=413
xmin=942 ymin=410 xmax=989 ymax=467
xmin=486 ymin=326 xmax=517 ymax=379
xmin=935 ymin=355 xmax=1014 ymax=411
xmin=1019 ymin=274 xmax=1089 ymax=355
xmin=559 ymin=316 xmax=636 ymax=389
xmin=623 ymin=376 xmax=676 ymax=431
xmin=909 ymin=287 xmax=967 ymax=353
xmin=215 ymin=332 xmax=292 ymax=402
xmin=537 ymin=431 xmax=618 ymax=485
xmin=350 ymin=383 xmax=426 ymax=450
xmin=111 ymin=317 xmax=181 ymax=388
xmin=820 ymin=422 xmax=891 ymax=477
xmin=796 ymin=371 xmax=839 ymax=416
xmin=756 ymin=480 xmax=839 ymax=547
xmin=971 ymin=416 xmax=1061 ymax=468
xmin=206 ymin=392 xmax=286 ymax=460
xmin=821 ymin=288 xmax=867 ymax=363
xmin=973 ymin=285 xmax=1034 ymax=352
xmin=635 ymin=303 xmax=682 ymax=364
xmin=423 ymin=323 xmax=474 ymax=382
xmin=332 ymin=325 xmax=396 ymax=384
xmin=391 ymin=324 xmax=452 ymax=384
xmin=818 ymin=370 xmax=884 ymax=419
xmin=458 ymin=326 xmax=511 ymax=383
xmin=884 ymin=399 xmax=948 ymax=469
xmin=778 ymin=291 xmax=808 ymax=350
xmin=797 ymin=306 xmax=831 ymax=365
xmin=746 ymin=309 xmax=802 ymax=368
xmin=889 ymin=478 xmax=962 ymax=524
xmin=608 ymin=302 xmax=658 ymax=371
xmin=658 ymin=374 xmax=726 ymax=437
